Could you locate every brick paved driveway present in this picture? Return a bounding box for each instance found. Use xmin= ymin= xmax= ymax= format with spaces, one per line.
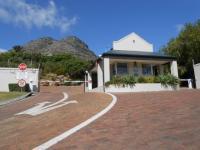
xmin=0 ymin=86 xmax=112 ymax=149
xmin=53 ymin=89 xmax=200 ymax=150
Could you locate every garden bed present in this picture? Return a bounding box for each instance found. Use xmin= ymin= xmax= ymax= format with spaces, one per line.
xmin=105 ymin=74 xmax=179 ymax=92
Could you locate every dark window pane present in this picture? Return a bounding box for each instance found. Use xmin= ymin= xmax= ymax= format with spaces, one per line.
xmin=117 ymin=63 xmax=128 ymax=75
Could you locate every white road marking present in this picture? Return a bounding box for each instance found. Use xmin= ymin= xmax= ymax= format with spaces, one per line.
xmin=16 ymin=92 xmax=78 ymax=116
xmin=33 ymin=93 xmax=117 ymax=150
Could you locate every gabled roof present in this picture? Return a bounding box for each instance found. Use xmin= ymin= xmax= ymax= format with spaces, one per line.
xmin=113 ymin=32 xmax=153 ymax=46
xmin=102 ymin=50 xmax=176 ymax=60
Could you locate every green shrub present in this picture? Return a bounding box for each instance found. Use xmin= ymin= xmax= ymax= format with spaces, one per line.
xmin=144 ymin=76 xmax=155 ymax=83
xmin=137 ymin=76 xmax=159 ymax=83
xmin=105 ymin=74 xmax=179 ymax=87
xmin=122 ymin=75 xmax=136 ymax=87
xmin=157 ymin=74 xmax=179 ymax=87
xmin=137 ymin=76 xmax=145 ymax=83
xmin=9 ymin=83 xmax=30 ymax=92
xmin=105 ymin=75 xmax=136 ymax=87
xmin=105 ymin=81 xmax=111 ymax=87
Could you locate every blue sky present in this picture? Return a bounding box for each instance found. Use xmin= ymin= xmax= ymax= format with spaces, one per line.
xmin=0 ymin=0 xmax=199 ymax=55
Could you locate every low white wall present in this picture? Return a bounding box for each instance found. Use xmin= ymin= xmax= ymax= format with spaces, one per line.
xmin=105 ymin=83 xmax=177 ymax=93
xmin=0 ymin=68 xmax=39 ymax=92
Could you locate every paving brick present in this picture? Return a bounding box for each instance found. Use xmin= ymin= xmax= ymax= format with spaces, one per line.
xmin=53 ymin=89 xmax=200 ymax=150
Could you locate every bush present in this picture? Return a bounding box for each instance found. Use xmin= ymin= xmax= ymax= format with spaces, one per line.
xmin=122 ymin=75 xmax=136 ymax=87
xmin=105 ymin=74 xmax=179 ymax=87
xmin=105 ymin=75 xmax=136 ymax=87
xmin=137 ymin=76 xmax=145 ymax=83
xmin=137 ymin=76 xmax=159 ymax=83
xmin=9 ymin=83 xmax=30 ymax=92
xmin=157 ymin=74 xmax=179 ymax=87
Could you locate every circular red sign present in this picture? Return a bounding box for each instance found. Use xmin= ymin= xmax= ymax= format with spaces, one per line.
xmin=18 ymin=79 xmax=26 ymax=87
xmin=18 ymin=63 xmax=27 ymax=71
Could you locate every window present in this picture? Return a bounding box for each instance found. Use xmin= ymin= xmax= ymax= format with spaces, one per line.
xmin=142 ymin=64 xmax=152 ymax=75
xmin=117 ymin=63 xmax=128 ymax=75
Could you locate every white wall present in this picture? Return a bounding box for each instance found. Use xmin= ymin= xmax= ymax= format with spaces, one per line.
xmin=105 ymin=83 xmax=176 ymax=93
xmin=194 ymin=63 xmax=200 ymax=89
xmin=0 ymin=68 xmax=39 ymax=92
xmin=103 ymin=58 xmax=110 ymax=82
xmin=97 ymin=61 xmax=103 ymax=87
xmin=113 ymin=32 xmax=153 ymax=52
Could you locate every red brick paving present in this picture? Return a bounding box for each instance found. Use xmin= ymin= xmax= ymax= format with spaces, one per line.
xmin=0 ymin=86 xmax=112 ymax=149
xmin=52 ymin=89 xmax=200 ymax=150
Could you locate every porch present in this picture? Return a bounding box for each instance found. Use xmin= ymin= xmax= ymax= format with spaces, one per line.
xmin=98 ymin=57 xmax=178 ymax=87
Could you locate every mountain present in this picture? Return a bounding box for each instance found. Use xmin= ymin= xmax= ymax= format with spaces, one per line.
xmin=21 ymin=36 xmax=97 ymax=60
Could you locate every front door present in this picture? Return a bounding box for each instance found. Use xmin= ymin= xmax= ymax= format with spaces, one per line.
xmin=153 ymin=66 xmax=159 ymax=76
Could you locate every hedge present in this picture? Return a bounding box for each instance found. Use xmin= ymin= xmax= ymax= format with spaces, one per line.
xmin=9 ymin=83 xmax=30 ymax=92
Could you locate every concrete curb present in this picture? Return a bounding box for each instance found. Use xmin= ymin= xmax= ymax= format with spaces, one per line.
xmin=0 ymin=92 xmax=32 ymax=106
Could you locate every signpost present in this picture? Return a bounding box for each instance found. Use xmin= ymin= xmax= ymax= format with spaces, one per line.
xmin=18 ymin=79 xmax=26 ymax=87
xmin=17 ymin=63 xmax=27 ymax=91
xmin=18 ymin=63 xmax=27 ymax=71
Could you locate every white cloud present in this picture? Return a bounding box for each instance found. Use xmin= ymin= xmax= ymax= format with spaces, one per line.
xmin=0 ymin=48 xmax=7 ymax=52
xmin=175 ymin=24 xmax=184 ymax=32
xmin=0 ymin=0 xmax=77 ymax=32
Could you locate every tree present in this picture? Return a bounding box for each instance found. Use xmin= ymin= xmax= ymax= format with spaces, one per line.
xmin=0 ymin=51 xmax=93 ymax=79
xmin=161 ymin=20 xmax=200 ymax=78
xmin=12 ymin=45 xmax=23 ymax=52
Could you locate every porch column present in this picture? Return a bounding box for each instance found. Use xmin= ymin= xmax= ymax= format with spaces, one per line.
xmin=170 ymin=60 xmax=178 ymax=77
xmin=104 ymin=57 xmax=110 ymax=82
xmin=86 ymin=71 xmax=92 ymax=90
xmin=97 ymin=61 xmax=103 ymax=87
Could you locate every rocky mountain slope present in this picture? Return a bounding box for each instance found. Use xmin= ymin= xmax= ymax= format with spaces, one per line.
xmin=21 ymin=36 xmax=97 ymax=60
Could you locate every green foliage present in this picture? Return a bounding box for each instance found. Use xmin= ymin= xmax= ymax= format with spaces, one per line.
xmin=123 ymin=75 xmax=136 ymax=87
xmin=105 ymin=74 xmax=179 ymax=87
xmin=157 ymin=74 xmax=179 ymax=87
xmin=137 ymin=76 xmax=157 ymax=83
xmin=161 ymin=20 xmax=200 ymax=78
xmin=9 ymin=83 xmax=30 ymax=92
xmin=12 ymin=45 xmax=23 ymax=53
xmin=0 ymin=51 xmax=93 ymax=80
xmin=105 ymin=75 xmax=136 ymax=87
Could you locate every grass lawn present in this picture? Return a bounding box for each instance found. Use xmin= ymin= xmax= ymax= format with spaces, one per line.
xmin=0 ymin=92 xmax=27 ymax=102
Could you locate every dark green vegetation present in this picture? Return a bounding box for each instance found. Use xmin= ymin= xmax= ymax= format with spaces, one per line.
xmin=0 ymin=51 xmax=93 ymax=79
xmin=161 ymin=20 xmax=200 ymax=78
xmin=105 ymin=74 xmax=179 ymax=87
xmin=9 ymin=83 xmax=30 ymax=92
xmin=0 ymin=36 xmax=96 ymax=80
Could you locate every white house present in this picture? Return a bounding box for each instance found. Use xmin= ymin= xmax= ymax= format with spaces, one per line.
xmin=86 ymin=32 xmax=178 ymax=92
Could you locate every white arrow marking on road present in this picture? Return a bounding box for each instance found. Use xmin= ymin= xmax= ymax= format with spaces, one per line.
xmin=33 ymin=93 xmax=117 ymax=150
xmin=16 ymin=92 xmax=78 ymax=116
